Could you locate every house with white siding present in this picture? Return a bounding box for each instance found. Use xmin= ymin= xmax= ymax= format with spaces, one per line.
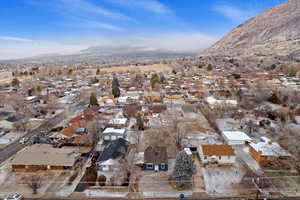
xmin=198 ymin=144 xmax=236 ymax=166
xmin=102 ymin=128 xmax=126 ymax=141
xmin=222 ymin=131 xmax=252 ymax=145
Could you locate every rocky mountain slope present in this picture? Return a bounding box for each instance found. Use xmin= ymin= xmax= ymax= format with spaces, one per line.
xmin=202 ymin=0 xmax=300 ymax=61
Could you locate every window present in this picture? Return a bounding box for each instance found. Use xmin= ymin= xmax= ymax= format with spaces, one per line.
xmin=204 ymin=156 xmax=207 ymax=160
xmin=219 ymin=156 xmax=222 ymax=160
xmin=147 ymin=164 xmax=153 ymax=169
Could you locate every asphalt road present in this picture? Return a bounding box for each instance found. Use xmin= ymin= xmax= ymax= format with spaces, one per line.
xmin=0 ymin=99 xmax=88 ymax=164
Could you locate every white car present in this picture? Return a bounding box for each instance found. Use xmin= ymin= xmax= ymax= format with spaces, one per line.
xmin=4 ymin=194 xmax=23 ymax=200
xmin=19 ymin=137 xmax=28 ymax=144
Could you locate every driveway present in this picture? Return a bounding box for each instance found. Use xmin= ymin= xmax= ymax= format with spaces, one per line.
xmin=234 ymin=145 xmax=262 ymax=174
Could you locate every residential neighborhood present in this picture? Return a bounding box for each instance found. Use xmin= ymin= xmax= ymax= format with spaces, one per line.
xmin=0 ymin=58 xmax=299 ymax=199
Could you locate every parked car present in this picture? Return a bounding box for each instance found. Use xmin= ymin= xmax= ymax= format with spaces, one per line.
xmin=19 ymin=137 xmax=29 ymax=144
xmin=4 ymin=193 xmax=23 ymax=200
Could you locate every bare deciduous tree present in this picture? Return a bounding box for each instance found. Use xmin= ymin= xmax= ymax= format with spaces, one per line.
xmin=86 ymin=119 xmax=102 ymax=147
xmin=27 ymin=175 xmax=43 ymax=194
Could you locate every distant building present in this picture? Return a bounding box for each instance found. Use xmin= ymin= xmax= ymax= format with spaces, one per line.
xmin=206 ymin=96 xmax=237 ymax=108
xmin=108 ymin=118 xmax=128 ymax=128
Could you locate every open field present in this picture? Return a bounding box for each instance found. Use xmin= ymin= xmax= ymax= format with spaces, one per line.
xmin=99 ymin=64 xmax=172 ymax=73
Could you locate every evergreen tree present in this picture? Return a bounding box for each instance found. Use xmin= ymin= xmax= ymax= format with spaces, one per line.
xmin=89 ymin=93 xmax=99 ymax=107
xmin=112 ymin=86 xmax=121 ymax=98
xmin=11 ymin=78 xmax=20 ymax=87
xmin=96 ymin=68 xmax=100 ymax=75
xmin=90 ymin=77 xmax=99 ymax=84
xmin=150 ymin=73 xmax=160 ymax=89
xmin=172 ymin=150 xmax=196 ymax=188
xmin=267 ymin=92 xmax=280 ymax=104
xmin=112 ymin=77 xmax=120 ymax=87
xmin=207 ymin=64 xmax=213 ymax=71
xmin=28 ymin=88 xmax=34 ymax=96
xmin=36 ymin=85 xmax=41 ymax=95
xmin=159 ymin=72 xmax=166 ymax=84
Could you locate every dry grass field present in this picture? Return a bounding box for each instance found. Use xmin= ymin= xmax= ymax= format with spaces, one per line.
xmin=99 ymin=64 xmax=172 ymax=73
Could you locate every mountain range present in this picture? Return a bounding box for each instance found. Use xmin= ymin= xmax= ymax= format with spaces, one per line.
xmin=202 ymin=0 xmax=300 ymax=61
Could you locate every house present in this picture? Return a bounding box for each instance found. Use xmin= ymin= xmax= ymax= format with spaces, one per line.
xmin=222 ymin=131 xmax=252 ymax=145
xmin=144 ymin=92 xmax=161 ymax=103
xmin=123 ymin=104 xmax=142 ymax=118
xmin=118 ymin=92 xmax=140 ymax=103
xmin=59 ymin=127 xmax=76 ymax=138
xmin=143 ymin=146 xmax=168 ymax=171
xmin=96 ymin=138 xmax=128 ymax=171
xmin=198 ymin=144 xmax=236 ymax=166
xmin=11 ymin=144 xmax=80 ymax=171
xmin=102 ymin=128 xmax=126 ymax=141
xmin=108 ymin=118 xmax=128 ymax=128
xmin=206 ymin=96 xmax=237 ymax=108
xmin=165 ymin=91 xmax=184 ymax=100
xmin=25 ymin=96 xmax=38 ymax=102
xmin=248 ymin=137 xmax=292 ymax=164
xmin=54 ymin=127 xmax=91 ymax=146
xmin=69 ymin=115 xmax=86 ymax=128
xmin=148 ymin=105 xmax=167 ymax=114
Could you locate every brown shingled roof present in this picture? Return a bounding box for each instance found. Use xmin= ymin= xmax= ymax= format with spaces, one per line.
xmin=201 ymin=144 xmax=235 ymax=156
xmin=60 ymin=127 xmax=75 ymax=137
xmin=144 ymin=146 xmax=167 ymax=164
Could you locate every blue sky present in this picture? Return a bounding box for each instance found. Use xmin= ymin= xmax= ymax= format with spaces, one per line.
xmin=0 ymin=0 xmax=286 ymax=59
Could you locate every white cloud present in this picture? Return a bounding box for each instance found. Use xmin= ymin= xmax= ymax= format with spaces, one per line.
xmin=106 ymin=0 xmax=172 ymax=14
xmin=0 ymin=36 xmax=33 ymax=42
xmin=0 ymin=40 xmax=87 ymax=60
xmin=0 ymin=32 xmax=219 ymax=60
xmin=214 ymin=4 xmax=258 ymax=23
xmin=80 ymin=20 xmax=124 ymax=31
xmin=131 ymin=33 xmax=218 ymax=52
xmin=26 ymin=0 xmax=133 ymax=20
xmin=60 ymin=0 xmax=133 ymax=21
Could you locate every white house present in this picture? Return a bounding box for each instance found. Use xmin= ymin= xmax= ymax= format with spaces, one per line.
xmin=108 ymin=118 xmax=128 ymax=127
xmin=206 ymin=96 xmax=237 ymax=108
xmin=198 ymin=144 xmax=236 ymax=165
xmin=97 ymin=159 xmax=117 ymax=171
xmin=102 ymin=128 xmax=126 ymax=141
xmin=222 ymin=131 xmax=252 ymax=145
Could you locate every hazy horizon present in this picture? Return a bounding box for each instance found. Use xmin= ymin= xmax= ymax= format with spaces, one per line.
xmin=0 ymin=0 xmax=286 ymax=60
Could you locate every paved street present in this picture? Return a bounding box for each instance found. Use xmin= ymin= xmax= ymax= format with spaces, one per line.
xmin=0 ymin=100 xmax=88 ymax=164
